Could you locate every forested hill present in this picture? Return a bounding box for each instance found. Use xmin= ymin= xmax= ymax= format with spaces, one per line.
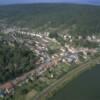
xmin=0 ymin=3 xmax=100 ymax=35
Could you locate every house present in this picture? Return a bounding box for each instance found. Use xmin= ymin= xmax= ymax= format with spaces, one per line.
xmin=68 ymin=35 xmax=72 ymax=39
xmin=0 ymin=82 xmax=15 ymax=90
xmin=60 ymin=53 xmax=64 ymax=56
xmin=44 ymin=32 xmax=50 ymax=37
xmin=60 ymin=47 xmax=65 ymax=52
xmin=68 ymin=47 xmax=77 ymax=53
xmin=92 ymin=35 xmax=96 ymax=40
xmin=87 ymin=36 xmax=92 ymax=41
xmin=65 ymin=44 xmax=68 ymax=47
xmin=64 ymin=52 xmax=79 ymax=63
xmin=78 ymin=36 xmax=82 ymax=40
xmin=62 ymin=59 xmax=66 ymax=63
xmin=0 ymin=82 xmax=15 ymax=96
xmin=64 ymin=35 xmax=67 ymax=40
xmin=70 ymin=39 xmax=73 ymax=43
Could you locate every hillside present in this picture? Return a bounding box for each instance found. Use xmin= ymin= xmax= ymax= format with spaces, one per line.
xmin=0 ymin=4 xmax=100 ymax=35
xmin=0 ymin=4 xmax=100 ymax=99
xmin=0 ymin=33 xmax=37 ymax=83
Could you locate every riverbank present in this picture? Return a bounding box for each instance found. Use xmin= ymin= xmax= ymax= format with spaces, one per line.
xmin=33 ymin=57 xmax=100 ymax=100
xmin=49 ymin=64 xmax=100 ymax=100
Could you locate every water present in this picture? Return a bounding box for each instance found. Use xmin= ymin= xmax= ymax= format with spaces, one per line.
xmin=49 ymin=64 xmax=100 ymax=100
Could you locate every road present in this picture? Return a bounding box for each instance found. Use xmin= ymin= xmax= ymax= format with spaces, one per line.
xmin=33 ymin=57 xmax=100 ymax=100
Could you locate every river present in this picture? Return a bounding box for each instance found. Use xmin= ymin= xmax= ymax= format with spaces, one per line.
xmin=49 ymin=64 xmax=100 ymax=100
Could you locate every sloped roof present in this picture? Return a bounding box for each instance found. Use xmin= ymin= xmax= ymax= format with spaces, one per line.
xmin=0 ymin=82 xmax=15 ymax=90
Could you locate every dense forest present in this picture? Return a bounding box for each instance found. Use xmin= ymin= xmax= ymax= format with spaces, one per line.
xmin=0 ymin=4 xmax=100 ymax=35
xmin=0 ymin=34 xmax=37 ymax=83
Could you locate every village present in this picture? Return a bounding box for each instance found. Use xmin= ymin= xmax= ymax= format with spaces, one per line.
xmin=0 ymin=29 xmax=100 ymax=99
